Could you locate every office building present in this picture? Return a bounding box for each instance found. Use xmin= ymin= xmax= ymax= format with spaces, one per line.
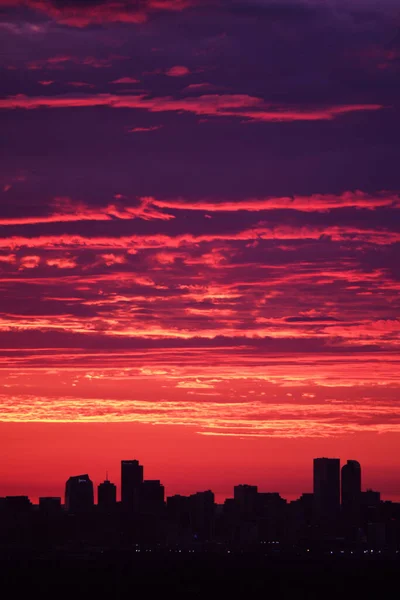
xmin=98 ymin=478 xmax=117 ymax=509
xmin=341 ymin=460 xmax=361 ymax=525
xmin=234 ymin=484 xmax=258 ymax=516
xmin=313 ymin=457 xmax=340 ymax=525
xmin=189 ymin=490 xmax=215 ymax=540
xmin=65 ymin=474 xmax=94 ymax=513
xmin=121 ymin=459 xmax=143 ymax=508
xmin=3 ymin=496 xmax=32 ymax=513
xmin=39 ymin=497 xmax=62 ymax=514
xmin=139 ymin=480 xmax=165 ymax=515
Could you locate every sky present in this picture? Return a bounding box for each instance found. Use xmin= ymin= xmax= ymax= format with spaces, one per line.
xmin=0 ymin=0 xmax=399 ymax=504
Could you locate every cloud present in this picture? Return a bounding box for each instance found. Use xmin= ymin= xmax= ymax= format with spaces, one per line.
xmin=128 ymin=125 xmax=163 ymax=132
xmin=151 ymin=191 xmax=400 ymax=212
xmin=1 ymin=394 xmax=400 ymax=439
xmin=184 ymin=83 xmax=216 ymax=92
xmin=27 ymin=55 xmax=126 ymax=70
xmin=0 ymin=196 xmax=173 ymax=226
xmin=68 ymin=81 xmax=94 ymax=88
xmin=0 ymin=93 xmax=385 ymax=123
xmin=1 ymin=223 xmax=398 ymax=251
xmin=46 ymin=257 xmax=77 ymax=269
xmin=0 ymin=0 xmax=195 ymax=27
xmin=112 ymin=77 xmax=140 ymax=84
xmin=0 ymin=254 xmax=16 ymax=264
xmin=165 ymin=65 xmax=190 ymax=77
xmin=19 ymin=255 xmax=40 ymax=269
xmin=100 ymin=253 xmax=127 ymax=266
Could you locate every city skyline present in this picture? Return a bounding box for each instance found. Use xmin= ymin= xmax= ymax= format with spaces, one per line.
xmin=1 ymin=0 xmax=399 ymax=504
xmin=0 ymin=455 xmax=387 ymax=506
xmin=4 ymin=454 xmax=396 ymax=552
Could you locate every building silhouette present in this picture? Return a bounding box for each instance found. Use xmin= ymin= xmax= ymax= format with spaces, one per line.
xmin=2 ymin=456 xmax=400 ymax=553
xmin=65 ymin=474 xmax=94 ymax=513
xmin=3 ymin=496 xmax=32 ymax=513
xmin=341 ymin=460 xmax=361 ymax=527
xmin=98 ymin=478 xmax=117 ymax=510
xmin=189 ymin=490 xmax=215 ymax=540
xmin=121 ymin=459 xmax=143 ymax=509
xmin=313 ymin=457 xmax=340 ymax=526
xmin=234 ymin=484 xmax=258 ymax=516
xmin=139 ymin=480 xmax=165 ymax=515
xmin=39 ymin=497 xmax=62 ymax=515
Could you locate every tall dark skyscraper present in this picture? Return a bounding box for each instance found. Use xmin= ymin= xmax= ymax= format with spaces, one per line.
xmin=313 ymin=458 xmax=340 ymax=526
xmin=121 ymin=459 xmax=143 ymax=508
xmin=65 ymin=474 xmax=94 ymax=513
xmin=39 ymin=497 xmax=62 ymax=515
xmin=139 ymin=480 xmax=165 ymax=515
xmin=189 ymin=490 xmax=215 ymax=540
xmin=341 ymin=460 xmax=361 ymax=526
xmin=234 ymin=484 xmax=258 ymax=516
xmin=98 ymin=478 xmax=117 ymax=509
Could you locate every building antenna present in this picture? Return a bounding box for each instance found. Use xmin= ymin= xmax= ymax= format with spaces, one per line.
xmin=106 ymin=470 xmax=108 ymax=481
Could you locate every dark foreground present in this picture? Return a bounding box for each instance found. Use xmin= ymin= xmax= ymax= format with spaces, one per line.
xmin=2 ymin=552 xmax=399 ymax=599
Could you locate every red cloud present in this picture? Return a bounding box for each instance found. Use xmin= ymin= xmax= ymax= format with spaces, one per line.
xmin=27 ymin=55 xmax=126 ymax=70
xmin=0 ymin=254 xmax=16 ymax=264
xmin=0 ymin=93 xmax=385 ymax=122
xmin=165 ymin=65 xmax=190 ymax=77
xmin=68 ymin=82 xmax=94 ymax=88
xmin=128 ymin=125 xmax=163 ymax=132
xmin=0 ymin=197 xmax=173 ymax=226
xmin=1 ymin=394 xmax=400 ymax=439
xmin=112 ymin=77 xmax=140 ymax=84
xmin=100 ymin=253 xmax=127 ymax=266
xmin=46 ymin=257 xmax=77 ymax=269
xmin=0 ymin=0 xmax=195 ymax=27
xmin=185 ymin=83 xmax=216 ymax=92
xmin=151 ymin=191 xmax=400 ymax=212
xmin=0 ymin=224 xmax=398 ymax=251
xmin=19 ymin=255 xmax=41 ymax=269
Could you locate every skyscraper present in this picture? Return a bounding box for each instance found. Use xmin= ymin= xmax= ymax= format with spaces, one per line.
xmin=65 ymin=474 xmax=94 ymax=513
xmin=234 ymin=484 xmax=258 ymax=516
xmin=313 ymin=458 xmax=340 ymax=526
xmin=39 ymin=497 xmax=62 ymax=515
xmin=121 ymin=459 xmax=143 ymax=508
xmin=341 ymin=460 xmax=361 ymax=526
xmin=189 ymin=490 xmax=215 ymax=540
xmin=98 ymin=478 xmax=117 ymax=510
xmin=139 ymin=480 xmax=165 ymax=515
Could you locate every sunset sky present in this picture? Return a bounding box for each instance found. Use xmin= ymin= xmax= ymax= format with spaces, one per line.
xmin=0 ymin=0 xmax=399 ymax=504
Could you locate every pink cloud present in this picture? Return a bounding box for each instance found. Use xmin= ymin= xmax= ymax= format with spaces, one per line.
xmin=46 ymin=257 xmax=77 ymax=269
xmin=112 ymin=77 xmax=140 ymax=84
xmin=151 ymin=191 xmax=400 ymax=212
xmin=0 ymin=93 xmax=384 ymax=122
xmin=1 ymin=394 xmax=400 ymax=439
xmin=27 ymin=55 xmax=126 ymax=71
xmin=68 ymin=81 xmax=94 ymax=88
xmin=0 ymin=0 xmax=195 ymax=27
xmin=0 ymin=224 xmax=398 ymax=252
xmin=19 ymin=255 xmax=40 ymax=270
xmin=128 ymin=125 xmax=163 ymax=133
xmin=0 ymin=196 xmax=173 ymax=226
xmin=0 ymin=254 xmax=16 ymax=264
xmin=100 ymin=253 xmax=127 ymax=266
xmin=165 ymin=65 xmax=190 ymax=77
xmin=184 ymin=82 xmax=216 ymax=92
